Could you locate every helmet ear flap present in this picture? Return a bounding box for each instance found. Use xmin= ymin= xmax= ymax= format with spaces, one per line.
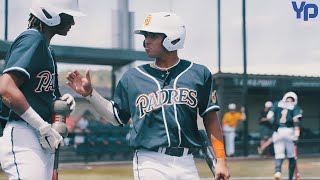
xmin=162 ymin=30 xmax=186 ymax=51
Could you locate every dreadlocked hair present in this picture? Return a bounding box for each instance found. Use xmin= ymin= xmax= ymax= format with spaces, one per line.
xmin=28 ymin=14 xmax=44 ymax=32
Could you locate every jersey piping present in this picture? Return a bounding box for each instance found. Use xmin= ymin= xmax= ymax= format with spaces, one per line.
xmin=135 ymin=67 xmax=171 ymax=147
xmin=201 ymin=105 xmax=220 ymax=117
xmin=3 ymin=67 xmax=30 ymax=79
xmin=293 ymin=114 xmax=302 ymax=119
xmin=48 ymin=47 xmax=56 ymax=100
xmin=173 ymin=62 xmax=193 ymax=146
xmin=110 ymin=100 xmax=125 ymax=126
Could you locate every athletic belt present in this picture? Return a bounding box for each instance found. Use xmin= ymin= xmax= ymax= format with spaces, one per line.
xmin=156 ymin=147 xmax=196 ymax=157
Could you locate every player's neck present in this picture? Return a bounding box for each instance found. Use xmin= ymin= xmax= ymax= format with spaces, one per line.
xmin=153 ymin=58 xmax=180 ymax=71
xmin=154 ymin=58 xmax=180 ymax=71
xmin=154 ymin=53 xmax=180 ymax=69
xmin=42 ymin=27 xmax=55 ymax=44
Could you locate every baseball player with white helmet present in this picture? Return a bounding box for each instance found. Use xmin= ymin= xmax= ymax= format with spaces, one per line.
xmin=0 ymin=0 xmax=83 ymax=179
xmin=267 ymin=92 xmax=302 ymax=180
xmin=222 ymin=103 xmax=246 ymax=157
xmin=67 ymin=12 xmax=230 ymax=180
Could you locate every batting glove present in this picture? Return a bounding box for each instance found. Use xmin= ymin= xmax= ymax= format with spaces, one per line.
xmin=39 ymin=124 xmax=64 ymax=151
xmin=60 ymin=94 xmax=76 ymax=113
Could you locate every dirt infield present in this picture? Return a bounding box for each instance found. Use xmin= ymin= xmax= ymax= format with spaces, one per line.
xmin=1 ymin=156 xmax=320 ymax=179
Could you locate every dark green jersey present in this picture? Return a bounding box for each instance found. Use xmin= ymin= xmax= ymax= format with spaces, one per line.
xmin=270 ymin=101 xmax=302 ymax=128
xmin=113 ymin=60 xmax=219 ymax=150
xmin=3 ymin=29 xmax=61 ymax=123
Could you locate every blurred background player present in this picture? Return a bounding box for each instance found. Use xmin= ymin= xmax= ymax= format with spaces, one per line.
xmin=257 ymin=101 xmax=274 ymax=156
xmin=66 ymin=12 xmax=230 ymax=179
xmin=222 ymin=103 xmax=246 ymax=157
xmin=0 ymin=0 xmax=82 ymax=179
xmin=267 ymin=92 xmax=302 ymax=180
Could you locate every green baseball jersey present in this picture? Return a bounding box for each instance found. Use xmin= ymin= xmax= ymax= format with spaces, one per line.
xmin=3 ymin=29 xmax=61 ymax=123
xmin=270 ymin=101 xmax=302 ymax=128
xmin=113 ymin=59 xmax=219 ymax=150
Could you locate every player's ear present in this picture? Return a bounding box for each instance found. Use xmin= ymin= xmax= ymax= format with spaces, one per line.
xmin=143 ymin=40 xmax=146 ymax=48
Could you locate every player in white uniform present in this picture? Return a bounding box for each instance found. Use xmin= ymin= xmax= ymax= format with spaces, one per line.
xmin=0 ymin=0 xmax=83 ymax=179
xmin=267 ymin=92 xmax=302 ymax=180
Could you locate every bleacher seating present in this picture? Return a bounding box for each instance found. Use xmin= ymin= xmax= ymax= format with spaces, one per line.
xmin=60 ymin=123 xmax=132 ymax=163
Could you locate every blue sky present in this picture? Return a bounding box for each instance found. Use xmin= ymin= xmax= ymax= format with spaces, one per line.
xmin=0 ymin=0 xmax=319 ymax=76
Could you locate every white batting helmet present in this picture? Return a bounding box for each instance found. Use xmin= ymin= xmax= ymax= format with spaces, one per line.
xmin=30 ymin=0 xmax=85 ymax=26
xmin=134 ymin=12 xmax=186 ymax=51
xmin=282 ymin=91 xmax=298 ymax=105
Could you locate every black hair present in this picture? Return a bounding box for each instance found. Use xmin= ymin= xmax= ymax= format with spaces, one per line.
xmin=28 ymin=7 xmax=56 ymax=31
xmin=28 ymin=13 xmax=44 ymax=32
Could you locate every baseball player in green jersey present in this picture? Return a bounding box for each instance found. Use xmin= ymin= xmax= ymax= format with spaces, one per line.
xmin=66 ymin=12 xmax=230 ymax=180
xmin=0 ymin=0 xmax=83 ymax=179
xmin=267 ymin=92 xmax=302 ymax=180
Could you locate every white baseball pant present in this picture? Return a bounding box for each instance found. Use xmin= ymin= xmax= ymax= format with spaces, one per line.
xmin=223 ymin=125 xmax=236 ymax=156
xmin=272 ymin=127 xmax=295 ymax=159
xmin=0 ymin=121 xmax=54 ymax=180
xmin=133 ymin=149 xmax=200 ymax=180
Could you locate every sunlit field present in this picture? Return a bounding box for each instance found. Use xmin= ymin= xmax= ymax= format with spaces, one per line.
xmin=1 ymin=157 xmax=320 ymax=180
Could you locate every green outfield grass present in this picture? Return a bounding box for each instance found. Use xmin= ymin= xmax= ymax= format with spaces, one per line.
xmin=1 ymin=157 xmax=320 ymax=179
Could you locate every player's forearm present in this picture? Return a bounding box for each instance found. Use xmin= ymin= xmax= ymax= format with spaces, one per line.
xmin=293 ymin=118 xmax=300 ymax=137
xmin=204 ymin=111 xmax=226 ymax=159
xmin=0 ymin=75 xmax=49 ymax=130
xmin=293 ymin=117 xmax=300 ymax=126
xmin=204 ymin=111 xmax=223 ymax=140
xmin=241 ymin=107 xmax=246 ymax=120
xmin=260 ymin=117 xmax=269 ymax=122
xmin=85 ymin=89 xmax=123 ymax=126
xmin=0 ymin=75 xmax=29 ymax=115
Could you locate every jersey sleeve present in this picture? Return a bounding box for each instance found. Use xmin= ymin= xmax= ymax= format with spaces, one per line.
xmin=3 ymin=33 xmax=44 ymax=79
xmin=293 ymin=105 xmax=302 ymax=120
xmin=198 ymin=69 xmax=220 ymax=117
xmin=113 ymin=74 xmax=131 ymax=124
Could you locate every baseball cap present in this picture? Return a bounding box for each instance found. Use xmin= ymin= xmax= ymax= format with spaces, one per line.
xmin=265 ymin=101 xmax=273 ymax=108
xmin=228 ymin=103 xmax=236 ymax=110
